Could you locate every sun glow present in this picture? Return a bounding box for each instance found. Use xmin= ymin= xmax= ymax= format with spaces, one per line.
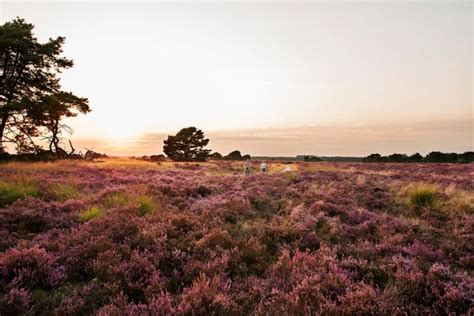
xmin=2 ymin=1 xmax=471 ymax=156
xmin=103 ymin=128 xmax=140 ymax=141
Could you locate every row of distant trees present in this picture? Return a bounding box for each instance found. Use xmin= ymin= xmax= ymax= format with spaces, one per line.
xmin=0 ymin=18 xmax=90 ymax=157
xmin=302 ymin=155 xmax=323 ymax=162
xmin=162 ymin=127 xmax=250 ymax=162
xmin=161 ymin=127 xmax=473 ymax=164
xmin=363 ymin=152 xmax=474 ymax=163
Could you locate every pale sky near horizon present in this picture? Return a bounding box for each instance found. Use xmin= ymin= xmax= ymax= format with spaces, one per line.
xmin=1 ymin=1 xmax=473 ymax=156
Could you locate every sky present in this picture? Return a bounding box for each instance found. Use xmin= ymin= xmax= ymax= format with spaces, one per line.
xmin=1 ymin=1 xmax=472 ymax=156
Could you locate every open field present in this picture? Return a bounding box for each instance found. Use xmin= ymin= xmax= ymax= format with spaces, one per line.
xmin=0 ymin=158 xmax=473 ymax=314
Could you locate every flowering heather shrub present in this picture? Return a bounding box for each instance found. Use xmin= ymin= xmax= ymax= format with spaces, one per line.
xmin=0 ymin=197 xmax=83 ymax=251
xmin=0 ymin=246 xmax=65 ymax=290
xmin=0 ymin=288 xmax=31 ymax=315
xmin=0 ymin=159 xmax=472 ymax=314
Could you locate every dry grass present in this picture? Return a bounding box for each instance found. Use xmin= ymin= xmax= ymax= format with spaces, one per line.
xmin=391 ymin=181 xmax=473 ymax=216
xmin=441 ymin=185 xmax=474 ymax=215
xmin=298 ymin=162 xmax=340 ymax=173
xmin=0 ymin=158 xmax=341 ymax=177
xmin=0 ymin=160 xmax=80 ymax=172
xmin=85 ymin=157 xmax=171 ymax=170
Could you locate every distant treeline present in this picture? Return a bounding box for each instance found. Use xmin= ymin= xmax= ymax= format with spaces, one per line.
xmin=0 ymin=149 xmax=107 ymax=162
xmin=362 ymin=151 xmax=474 ymax=163
xmin=254 ymin=156 xmax=300 ymax=162
xmin=318 ymin=156 xmax=362 ymax=162
xmin=277 ymin=152 xmax=473 ymax=163
xmin=295 ymin=155 xmax=362 ymax=162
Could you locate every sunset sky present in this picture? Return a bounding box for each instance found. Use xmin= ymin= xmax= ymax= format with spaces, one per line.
xmin=1 ymin=1 xmax=472 ymax=156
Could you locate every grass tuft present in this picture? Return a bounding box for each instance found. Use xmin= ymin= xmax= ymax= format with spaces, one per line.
xmin=80 ymin=206 xmax=103 ymax=221
xmin=137 ymin=195 xmax=155 ymax=216
xmin=104 ymin=192 xmax=128 ymax=208
xmin=0 ymin=180 xmax=39 ymax=207
xmin=409 ymin=184 xmax=438 ymax=209
xmin=48 ymin=183 xmax=78 ymax=201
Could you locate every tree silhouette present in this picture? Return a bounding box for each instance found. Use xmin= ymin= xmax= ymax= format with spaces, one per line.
xmin=28 ymin=92 xmax=89 ymax=157
xmin=210 ymin=152 xmax=223 ymax=160
xmin=163 ymin=127 xmax=211 ymax=162
xmin=0 ymin=18 xmax=88 ymax=153
xmin=224 ymin=150 xmax=243 ymax=160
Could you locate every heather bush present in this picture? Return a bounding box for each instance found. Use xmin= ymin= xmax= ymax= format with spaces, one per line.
xmin=0 ymin=246 xmax=64 ymax=290
xmin=0 ymin=198 xmax=82 ymax=250
xmin=178 ymin=274 xmax=239 ymax=314
xmin=0 ymin=288 xmax=31 ymax=315
xmin=195 ymin=228 xmax=233 ymax=250
xmin=0 ymin=159 xmax=472 ymax=314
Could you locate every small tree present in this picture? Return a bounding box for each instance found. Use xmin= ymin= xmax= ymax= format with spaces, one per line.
xmin=210 ymin=152 xmax=223 ymax=160
xmin=224 ymin=150 xmax=243 ymax=160
xmin=362 ymin=153 xmax=382 ymax=162
xmin=409 ymin=153 xmax=423 ymax=163
xmin=0 ymin=18 xmax=89 ymax=153
xmin=29 ymin=92 xmax=89 ymax=157
xmin=163 ymin=127 xmax=211 ymax=162
xmin=149 ymin=154 xmax=166 ymax=162
xmin=387 ymin=153 xmax=409 ymax=163
xmin=424 ymin=151 xmax=457 ymax=163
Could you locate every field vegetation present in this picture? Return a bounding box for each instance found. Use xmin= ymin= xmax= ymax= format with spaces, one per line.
xmin=0 ymin=159 xmax=473 ymax=315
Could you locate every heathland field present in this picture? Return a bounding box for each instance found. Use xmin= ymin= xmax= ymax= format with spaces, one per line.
xmin=0 ymin=159 xmax=473 ymax=314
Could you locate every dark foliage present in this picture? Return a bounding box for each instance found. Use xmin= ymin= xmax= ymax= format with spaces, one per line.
xmin=224 ymin=150 xmax=251 ymax=161
xmin=363 ymin=151 xmax=473 ymax=163
xmin=209 ymin=152 xmax=223 ymax=160
xmin=149 ymin=154 xmax=167 ymax=162
xmin=0 ymin=18 xmax=89 ymax=154
xmin=163 ymin=127 xmax=211 ymax=162
xmin=303 ymin=155 xmax=322 ymax=162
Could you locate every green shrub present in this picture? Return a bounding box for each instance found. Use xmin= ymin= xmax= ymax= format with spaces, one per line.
xmin=0 ymin=180 xmax=39 ymax=207
xmin=409 ymin=184 xmax=438 ymax=209
xmin=48 ymin=183 xmax=78 ymax=201
xmin=137 ymin=195 xmax=155 ymax=216
xmin=80 ymin=207 xmax=103 ymax=221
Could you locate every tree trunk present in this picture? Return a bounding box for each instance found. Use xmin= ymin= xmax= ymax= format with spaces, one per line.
xmin=0 ymin=112 xmax=8 ymax=152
